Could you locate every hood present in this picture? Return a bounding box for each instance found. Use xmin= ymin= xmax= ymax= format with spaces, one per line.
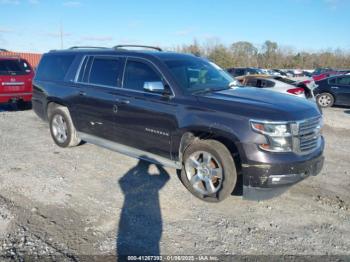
xmin=198 ymin=87 xmax=321 ymax=122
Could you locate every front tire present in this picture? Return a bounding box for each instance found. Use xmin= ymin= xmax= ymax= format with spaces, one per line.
xmin=49 ymin=106 xmax=81 ymax=148
xmin=180 ymin=139 xmax=237 ymax=202
xmin=317 ymin=93 xmax=334 ymax=108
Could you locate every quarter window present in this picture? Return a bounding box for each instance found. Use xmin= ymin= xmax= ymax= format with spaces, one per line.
xmin=123 ymin=60 xmax=162 ymax=92
xmin=36 ymin=55 xmax=75 ymax=81
xmin=328 ymin=78 xmax=336 ymax=84
xmin=88 ymin=57 xmax=121 ymax=87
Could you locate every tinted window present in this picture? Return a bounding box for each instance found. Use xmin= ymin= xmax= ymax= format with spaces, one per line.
xmin=36 ymin=55 xmax=75 ymax=81
xmin=246 ymin=79 xmax=257 ymax=86
xmin=0 ymin=59 xmax=32 ymax=76
xmin=123 ymin=60 xmax=161 ymax=92
xmin=337 ymin=76 xmax=350 ymax=86
xmin=234 ymin=69 xmax=245 ymax=76
xmin=328 ymin=77 xmax=336 ymax=84
xmin=263 ymin=80 xmax=275 ymax=88
xmin=88 ymin=57 xmax=121 ymax=87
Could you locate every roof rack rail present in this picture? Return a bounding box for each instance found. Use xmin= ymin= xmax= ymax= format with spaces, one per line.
xmin=69 ymin=46 xmax=110 ymax=50
xmin=114 ymin=45 xmax=162 ymax=52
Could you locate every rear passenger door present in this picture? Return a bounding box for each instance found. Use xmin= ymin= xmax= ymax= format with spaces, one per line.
xmin=334 ymin=76 xmax=350 ymax=105
xmin=73 ymin=55 xmax=125 ymax=141
xmin=113 ymin=58 xmax=177 ymax=159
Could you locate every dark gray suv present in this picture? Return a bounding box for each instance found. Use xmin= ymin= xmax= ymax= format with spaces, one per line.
xmin=32 ymin=45 xmax=325 ymax=202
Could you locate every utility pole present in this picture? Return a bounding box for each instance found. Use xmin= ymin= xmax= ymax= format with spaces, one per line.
xmin=60 ymin=21 xmax=64 ymax=49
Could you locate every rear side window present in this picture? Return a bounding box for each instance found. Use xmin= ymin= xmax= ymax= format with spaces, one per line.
xmin=328 ymin=78 xmax=336 ymax=84
xmin=246 ymin=78 xmax=257 ymax=86
xmin=123 ymin=60 xmax=161 ymax=92
xmin=337 ymin=76 xmax=350 ymax=86
xmin=0 ymin=59 xmax=32 ymax=76
xmin=88 ymin=57 xmax=122 ymax=87
xmin=262 ymin=80 xmax=275 ymax=88
xmin=36 ymin=55 xmax=75 ymax=81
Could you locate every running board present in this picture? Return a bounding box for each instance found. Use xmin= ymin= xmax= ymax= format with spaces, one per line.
xmin=77 ymin=132 xmax=182 ymax=169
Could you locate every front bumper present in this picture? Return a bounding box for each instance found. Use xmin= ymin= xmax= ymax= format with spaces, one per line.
xmin=240 ymin=138 xmax=325 ymax=200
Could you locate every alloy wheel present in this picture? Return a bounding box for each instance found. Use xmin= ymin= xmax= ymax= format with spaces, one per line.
xmin=52 ymin=114 xmax=68 ymax=143
xmin=185 ymin=151 xmax=223 ymax=195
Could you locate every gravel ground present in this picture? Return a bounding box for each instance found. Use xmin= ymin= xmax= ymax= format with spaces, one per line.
xmin=0 ymin=105 xmax=349 ymax=260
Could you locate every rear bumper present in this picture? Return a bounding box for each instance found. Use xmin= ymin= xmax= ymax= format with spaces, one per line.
xmin=0 ymin=93 xmax=32 ymax=103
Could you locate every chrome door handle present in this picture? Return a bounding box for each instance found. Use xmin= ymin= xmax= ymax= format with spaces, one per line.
xmin=113 ymin=105 xmax=118 ymax=113
xmin=115 ymin=98 xmax=130 ymax=105
xmin=331 ymin=86 xmax=339 ymax=89
xmin=79 ymin=91 xmax=86 ymax=96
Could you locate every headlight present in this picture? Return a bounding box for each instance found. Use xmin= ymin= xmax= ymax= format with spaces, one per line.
xmin=251 ymin=121 xmax=292 ymax=152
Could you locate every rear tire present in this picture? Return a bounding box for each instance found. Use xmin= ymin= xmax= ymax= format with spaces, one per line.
xmin=180 ymin=139 xmax=237 ymax=202
xmin=317 ymin=93 xmax=334 ymax=108
xmin=49 ymin=106 xmax=81 ymax=148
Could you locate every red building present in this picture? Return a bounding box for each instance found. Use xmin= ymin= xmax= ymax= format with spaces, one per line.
xmin=0 ymin=51 xmax=42 ymax=68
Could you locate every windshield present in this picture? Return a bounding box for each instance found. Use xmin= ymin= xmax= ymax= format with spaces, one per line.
xmin=0 ymin=59 xmax=32 ymax=76
xmin=164 ymin=57 xmax=235 ymax=94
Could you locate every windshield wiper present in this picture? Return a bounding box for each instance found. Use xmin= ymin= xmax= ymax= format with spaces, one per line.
xmin=191 ymin=88 xmax=214 ymax=95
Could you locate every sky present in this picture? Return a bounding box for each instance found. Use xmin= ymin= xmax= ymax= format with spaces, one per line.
xmin=0 ymin=0 xmax=349 ymax=53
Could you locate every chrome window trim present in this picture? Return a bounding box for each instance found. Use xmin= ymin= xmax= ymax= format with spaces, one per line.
xmin=74 ymin=55 xmax=87 ymax=82
xmin=73 ymin=54 xmax=175 ymax=98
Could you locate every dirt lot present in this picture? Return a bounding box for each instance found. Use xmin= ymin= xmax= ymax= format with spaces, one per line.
xmin=0 ymin=105 xmax=349 ymax=260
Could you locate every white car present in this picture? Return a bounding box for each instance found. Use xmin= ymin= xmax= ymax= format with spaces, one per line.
xmin=238 ymin=76 xmax=315 ymax=100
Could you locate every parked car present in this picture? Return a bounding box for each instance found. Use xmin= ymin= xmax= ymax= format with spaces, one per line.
xmin=236 ymin=75 xmax=314 ymax=99
xmin=226 ymin=67 xmax=263 ymax=77
xmin=312 ymin=69 xmax=350 ymax=82
xmin=33 ymin=45 xmax=324 ymax=202
xmin=303 ymin=70 xmax=313 ymax=77
xmin=314 ymin=75 xmax=350 ymax=107
xmin=272 ymin=69 xmax=288 ymax=77
xmin=313 ymin=68 xmax=333 ymax=76
xmin=0 ymin=56 xmax=34 ymax=109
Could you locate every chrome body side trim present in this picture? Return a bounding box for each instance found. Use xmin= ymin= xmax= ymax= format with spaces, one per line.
xmin=2 ymin=82 xmax=25 ymax=86
xmin=0 ymin=92 xmax=32 ymax=97
xmin=77 ymin=132 xmax=182 ymax=169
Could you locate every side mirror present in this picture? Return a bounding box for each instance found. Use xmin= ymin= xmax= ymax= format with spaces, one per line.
xmin=143 ymin=81 xmax=165 ymax=93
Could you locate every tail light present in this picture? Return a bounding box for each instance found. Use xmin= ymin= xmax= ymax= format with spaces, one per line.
xmin=287 ymin=87 xmax=305 ymax=95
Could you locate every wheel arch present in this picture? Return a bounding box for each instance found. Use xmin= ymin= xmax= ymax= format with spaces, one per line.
xmin=177 ymin=127 xmax=243 ymax=174
xmin=46 ymin=98 xmax=70 ymax=119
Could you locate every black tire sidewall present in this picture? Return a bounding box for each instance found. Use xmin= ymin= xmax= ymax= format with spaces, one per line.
xmin=317 ymin=93 xmax=334 ymax=108
xmin=49 ymin=108 xmax=73 ymax=148
xmin=180 ymin=140 xmax=237 ymax=203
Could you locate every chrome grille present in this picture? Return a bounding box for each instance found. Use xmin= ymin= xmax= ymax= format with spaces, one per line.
xmin=296 ymin=117 xmax=322 ymax=154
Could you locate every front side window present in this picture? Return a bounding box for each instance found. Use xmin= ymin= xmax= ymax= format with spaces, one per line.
xmin=88 ymin=57 xmax=121 ymax=87
xmin=123 ymin=60 xmax=162 ymax=92
xmin=164 ymin=57 xmax=234 ymax=94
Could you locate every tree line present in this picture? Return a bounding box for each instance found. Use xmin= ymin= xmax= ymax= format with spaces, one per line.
xmin=173 ymin=40 xmax=350 ymax=69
